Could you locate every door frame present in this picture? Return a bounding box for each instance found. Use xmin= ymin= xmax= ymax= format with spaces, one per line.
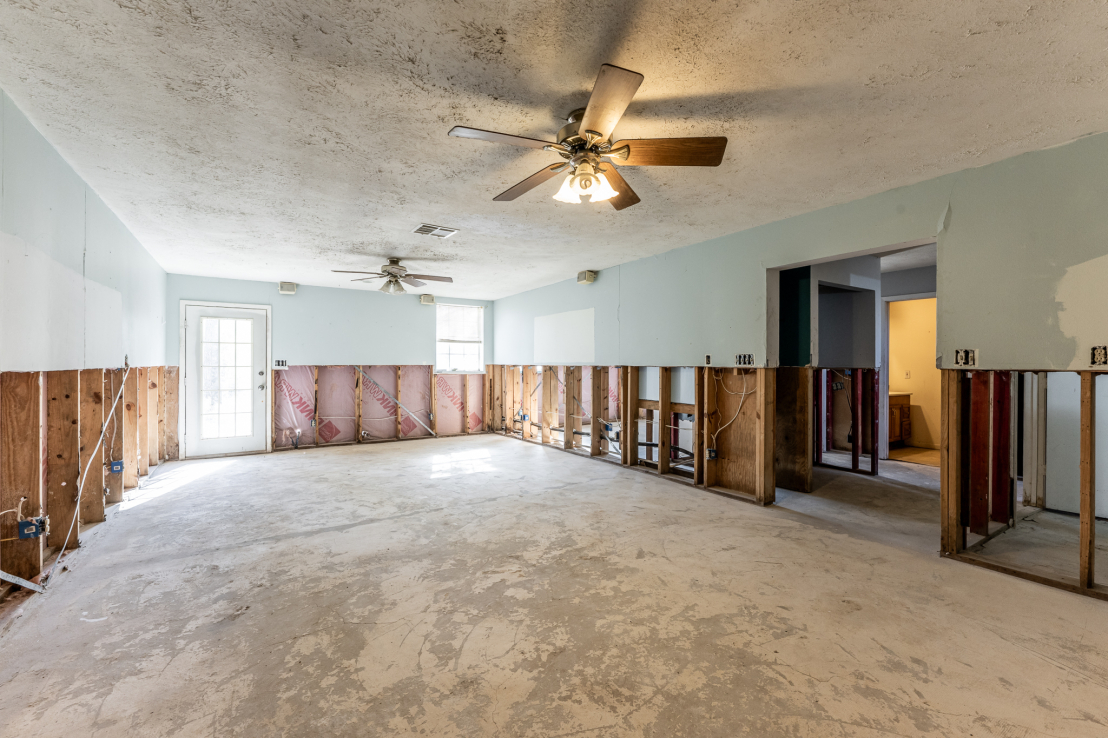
xmin=880 ymin=291 xmax=936 ymax=459
xmin=178 ymin=300 xmax=273 ymax=459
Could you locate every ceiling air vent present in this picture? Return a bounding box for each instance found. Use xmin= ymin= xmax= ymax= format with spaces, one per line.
xmin=413 ymin=223 xmax=459 ymax=238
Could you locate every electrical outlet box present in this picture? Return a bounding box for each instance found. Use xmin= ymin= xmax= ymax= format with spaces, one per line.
xmin=832 ymin=381 xmax=845 ymax=391
xmin=708 ymin=448 xmax=717 ymax=460
xmin=735 ymin=353 xmax=755 ymax=367
xmin=1092 ymin=346 xmax=1107 ymax=366
xmin=110 ymin=460 xmax=124 ymax=474
xmin=18 ymin=520 xmax=42 ymax=539
xmin=954 ymin=349 xmax=977 ymax=367
xmin=705 ymin=354 xmax=711 ymax=365
xmin=273 ymin=359 xmax=288 ymax=370
xmin=904 ymin=370 xmax=911 ymax=379
xmin=310 ymin=419 xmax=316 ymax=427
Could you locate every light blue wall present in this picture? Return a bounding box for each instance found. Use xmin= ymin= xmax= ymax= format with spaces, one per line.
xmin=0 ymin=90 xmax=166 ymax=370
xmin=493 ymin=131 xmax=1108 ymax=372
xmin=166 ymin=274 xmax=493 ymax=367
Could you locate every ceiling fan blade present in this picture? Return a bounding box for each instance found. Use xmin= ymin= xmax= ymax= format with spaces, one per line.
xmin=493 ymin=163 xmax=568 ymax=201
xmin=400 ymin=276 xmax=426 ymax=288
xmin=610 ymin=137 xmax=728 ymax=166
xmin=406 ymin=274 xmax=454 ymax=283
xmin=601 ymin=166 xmax=641 ymax=211
xmin=578 ymin=64 xmax=644 ymax=142
xmin=448 ymin=126 xmax=554 ymax=150
xmin=352 ymin=276 xmax=385 ymax=282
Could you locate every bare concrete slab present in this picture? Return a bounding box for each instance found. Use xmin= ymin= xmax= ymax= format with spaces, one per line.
xmin=1 ymin=435 xmax=1106 ymax=737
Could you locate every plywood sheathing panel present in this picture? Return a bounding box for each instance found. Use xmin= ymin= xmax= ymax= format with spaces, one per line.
xmin=774 ymin=366 xmax=812 ymax=493
xmin=45 ymin=370 xmax=80 ymax=552
xmin=707 ymin=368 xmax=761 ymax=497
xmin=105 ymin=369 xmax=126 ymax=502
xmin=435 ymin=374 xmax=466 ymax=436
xmin=136 ymin=368 xmax=149 ymax=477
xmin=78 ymin=369 xmax=105 ymax=525
xmin=164 ymin=367 xmax=180 ymax=460
xmin=316 ymin=366 xmax=357 ymax=444
xmin=273 ymin=366 xmax=317 ymax=448
xmin=123 ymin=368 xmax=139 ymax=489
xmin=157 ymin=367 xmax=166 ymax=463
xmin=466 ymin=373 xmax=484 ymax=432
xmin=399 ymin=365 xmax=432 ymax=438
xmin=360 ymin=366 xmax=399 ymax=441
xmin=1 ymin=372 xmax=43 ymax=580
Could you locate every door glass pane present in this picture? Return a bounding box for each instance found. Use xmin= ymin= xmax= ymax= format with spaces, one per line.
xmin=200 ymin=316 xmax=255 ymax=439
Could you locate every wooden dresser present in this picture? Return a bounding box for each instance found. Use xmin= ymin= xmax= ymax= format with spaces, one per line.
xmin=889 ymin=392 xmax=912 ymax=446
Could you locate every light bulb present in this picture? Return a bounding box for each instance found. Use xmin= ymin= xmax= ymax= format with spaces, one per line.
xmin=588 ymin=172 xmax=619 ymax=202
xmin=553 ymin=175 xmax=581 ymax=203
xmin=569 ymin=161 xmax=597 ymax=196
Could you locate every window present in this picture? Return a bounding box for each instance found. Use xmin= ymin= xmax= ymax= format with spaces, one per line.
xmin=436 ymin=304 xmax=484 ymax=372
xmin=200 ymin=317 xmax=254 ymax=438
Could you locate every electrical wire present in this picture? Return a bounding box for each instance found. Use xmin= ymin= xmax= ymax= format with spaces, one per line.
xmin=711 ymin=369 xmax=757 ymax=447
xmin=44 ymin=364 xmax=131 ymax=586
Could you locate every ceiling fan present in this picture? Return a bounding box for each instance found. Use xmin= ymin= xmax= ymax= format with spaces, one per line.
xmin=448 ymin=64 xmax=727 ymax=211
xmin=333 ymin=258 xmax=453 ymax=295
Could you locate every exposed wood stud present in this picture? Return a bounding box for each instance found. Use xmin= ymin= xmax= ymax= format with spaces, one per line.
xmin=694 ymin=367 xmax=705 ymax=485
xmin=123 ymin=369 xmax=139 ymax=489
xmin=136 ymin=368 xmax=149 ymax=477
xmin=590 ymin=366 xmax=603 ymax=456
xmin=463 ymin=374 xmax=470 ymax=435
xmin=77 ymin=369 xmax=105 ymax=526
xmin=990 ymin=371 xmax=1013 ymax=523
xmin=430 ymin=368 xmax=438 ymax=436
xmin=626 ymin=367 xmax=639 ymax=463
xmin=157 ymin=367 xmax=166 ymax=463
xmin=313 ymin=366 xmax=320 ymax=446
xmin=396 ymin=366 xmax=402 ymax=439
xmin=104 ymin=369 xmax=126 ymax=502
xmin=851 ymin=368 xmax=862 ymax=472
xmin=756 ymin=367 xmax=776 ymax=506
xmin=164 ymin=366 xmax=180 ymax=461
xmin=1 ymin=372 xmax=44 ymax=581
xmin=147 ymin=368 xmax=160 ymax=468
xmin=1080 ymin=371 xmax=1096 ymax=589
xmin=702 ymin=367 xmax=717 ymax=488
xmin=355 ymin=368 xmax=363 ymax=443
xmin=45 ymin=371 xmax=81 ymax=553
xmin=940 ymin=370 xmax=964 ymax=556
xmin=658 ymin=367 xmax=671 ymax=474
xmin=968 ymin=371 xmax=991 ymax=537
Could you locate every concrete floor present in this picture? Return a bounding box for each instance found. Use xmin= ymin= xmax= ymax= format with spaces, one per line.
xmin=2 ymin=435 xmax=1107 ymax=737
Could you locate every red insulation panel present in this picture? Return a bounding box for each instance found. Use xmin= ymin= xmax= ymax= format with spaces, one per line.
xmin=274 ymin=366 xmax=316 ymax=447
xmin=360 ymin=366 xmax=398 ymax=440
xmin=466 ymin=375 xmax=485 ymax=432
xmin=435 ymin=374 xmax=466 ymax=435
xmin=400 ymin=365 xmax=432 ymax=438
xmin=316 ymin=366 xmax=356 ymax=444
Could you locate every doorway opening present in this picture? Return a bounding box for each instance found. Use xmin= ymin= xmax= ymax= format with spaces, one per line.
xmin=886 ymin=297 xmax=940 ymax=467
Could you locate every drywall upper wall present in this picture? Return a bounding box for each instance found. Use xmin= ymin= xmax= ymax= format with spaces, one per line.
xmin=493 ymin=132 xmax=1108 ymax=371
xmin=0 ymin=90 xmax=166 ymax=371
xmin=882 ymin=266 xmax=936 ymax=298
xmin=1045 ymin=373 xmax=1108 ymax=517
xmin=166 ymin=275 xmax=492 ymax=367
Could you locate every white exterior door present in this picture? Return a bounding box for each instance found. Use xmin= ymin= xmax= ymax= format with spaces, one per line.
xmin=184 ymin=303 xmax=269 ymax=458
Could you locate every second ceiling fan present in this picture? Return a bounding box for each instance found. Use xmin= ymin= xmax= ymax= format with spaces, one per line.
xmin=449 ymin=64 xmax=727 ymax=211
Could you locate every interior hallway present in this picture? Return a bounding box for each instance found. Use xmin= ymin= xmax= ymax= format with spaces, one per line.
xmin=1 ymin=436 xmax=1106 ymax=737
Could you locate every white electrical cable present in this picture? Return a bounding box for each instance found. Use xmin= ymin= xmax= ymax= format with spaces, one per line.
xmin=44 ymin=364 xmax=131 ymax=586
xmin=711 ymin=369 xmax=756 ymax=448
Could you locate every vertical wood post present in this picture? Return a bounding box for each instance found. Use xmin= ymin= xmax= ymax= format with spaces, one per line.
xmin=164 ymin=367 xmax=180 ymax=461
xmin=396 ymin=366 xmax=403 ymax=438
xmin=658 ymin=367 xmax=672 ymax=474
xmin=430 ymin=369 xmax=438 ymax=436
xmin=463 ymin=374 xmax=470 ymax=434
xmin=968 ymin=371 xmax=991 ymax=536
xmin=851 ymin=368 xmax=862 ymax=471
xmin=870 ymin=369 xmax=880 ymax=476
xmin=157 ymin=366 xmax=166 ymax=463
xmin=46 ymin=371 xmax=80 ymax=552
xmin=123 ymin=369 xmax=139 ymax=489
xmin=756 ymin=367 xmax=777 ymax=505
xmin=813 ymin=369 xmax=823 ymax=465
xmin=137 ymin=368 xmax=149 ymax=477
xmin=940 ymin=370 xmax=965 ymax=555
xmin=825 ymin=369 xmax=833 ymax=456
xmin=355 ymin=367 xmax=363 ymax=442
xmin=1 ymin=372 xmax=44 ymax=580
xmin=991 ymin=371 xmax=1013 ymax=523
xmin=104 ymin=369 xmax=125 ymax=501
xmin=703 ymin=367 xmax=717 ymax=487
xmin=694 ymin=367 xmax=705 ymax=485
xmin=147 ymin=368 xmax=160 ymax=467
xmin=1035 ymin=371 xmax=1048 ymax=507
xmin=590 ymin=366 xmax=603 ymax=456
xmin=625 ymin=367 xmax=639 ymax=464
xmin=1079 ymin=372 xmax=1096 ymax=588
xmin=313 ymin=367 xmax=320 ymax=446
xmin=563 ymin=367 xmax=576 ymax=450
xmin=521 ymin=368 xmax=533 ymax=440
xmin=78 ymin=368 xmax=105 ymax=525
xmin=542 ymin=366 xmax=554 ymax=444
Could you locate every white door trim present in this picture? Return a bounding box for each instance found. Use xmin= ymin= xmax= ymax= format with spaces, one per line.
xmin=178 ymin=300 xmax=273 ymax=458
xmin=880 ymin=291 xmax=937 ymax=459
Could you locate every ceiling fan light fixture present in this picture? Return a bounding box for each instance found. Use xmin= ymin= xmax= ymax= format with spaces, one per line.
xmin=588 ymin=172 xmax=619 ymax=202
xmin=379 ymin=277 xmax=406 ymax=295
xmin=553 ymin=175 xmax=581 ymax=203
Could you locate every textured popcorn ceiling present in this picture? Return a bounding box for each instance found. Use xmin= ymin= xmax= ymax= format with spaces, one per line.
xmin=2 ymin=1 xmax=1107 ymax=299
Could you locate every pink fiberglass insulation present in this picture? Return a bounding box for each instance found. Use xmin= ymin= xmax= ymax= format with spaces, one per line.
xmin=557 ymin=366 xmax=566 ymax=427
xmin=466 ymin=374 xmax=485 ymax=431
xmin=274 ymin=366 xmax=316 ymax=447
xmin=399 ymin=365 xmax=432 ymax=438
xmin=316 ymin=366 xmax=356 ymax=444
xmin=360 ymin=366 xmax=397 ymax=440
xmin=434 ymin=374 xmax=465 ymax=435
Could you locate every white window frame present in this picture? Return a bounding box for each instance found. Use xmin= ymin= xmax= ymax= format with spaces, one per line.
xmin=435 ymin=304 xmax=484 ymax=373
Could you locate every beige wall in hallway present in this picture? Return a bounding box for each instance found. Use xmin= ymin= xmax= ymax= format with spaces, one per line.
xmin=889 ymin=298 xmax=940 ymax=449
